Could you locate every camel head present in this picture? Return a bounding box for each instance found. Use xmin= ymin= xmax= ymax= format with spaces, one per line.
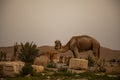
xmin=55 ymin=40 xmax=62 ymax=50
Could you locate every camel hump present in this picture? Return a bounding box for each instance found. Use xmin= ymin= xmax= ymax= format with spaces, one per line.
xmin=78 ymin=35 xmax=100 ymax=45
xmin=71 ymin=35 xmax=93 ymax=40
xmin=70 ymin=35 xmax=94 ymax=43
xmin=69 ymin=35 xmax=100 ymax=49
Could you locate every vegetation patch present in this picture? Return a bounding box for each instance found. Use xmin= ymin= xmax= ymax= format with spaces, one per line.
xmin=6 ymin=71 xmax=120 ymax=80
xmin=20 ymin=64 xmax=35 ymax=76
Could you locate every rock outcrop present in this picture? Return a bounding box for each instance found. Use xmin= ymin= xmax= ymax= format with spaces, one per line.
xmin=69 ymin=58 xmax=88 ymax=70
xmin=0 ymin=61 xmax=25 ymax=77
xmin=32 ymin=65 xmax=44 ymax=73
xmin=34 ymin=56 xmax=49 ymax=68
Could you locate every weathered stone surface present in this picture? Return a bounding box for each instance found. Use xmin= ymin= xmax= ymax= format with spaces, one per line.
xmin=69 ymin=69 xmax=86 ymax=74
xmin=0 ymin=61 xmax=45 ymax=77
xmin=69 ymin=58 xmax=88 ymax=70
xmin=105 ymin=66 xmax=120 ymax=74
xmin=32 ymin=65 xmax=44 ymax=72
xmin=45 ymin=50 xmax=59 ymax=63
xmin=34 ymin=56 xmax=49 ymax=68
xmin=0 ymin=61 xmax=25 ymax=77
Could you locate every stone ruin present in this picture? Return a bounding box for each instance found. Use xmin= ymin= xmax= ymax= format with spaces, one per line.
xmin=0 ymin=61 xmax=44 ymax=77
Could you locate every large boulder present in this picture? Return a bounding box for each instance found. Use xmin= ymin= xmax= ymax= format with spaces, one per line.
xmin=0 ymin=61 xmax=25 ymax=77
xmin=32 ymin=65 xmax=44 ymax=73
xmin=105 ymin=66 xmax=120 ymax=74
xmin=34 ymin=50 xmax=59 ymax=68
xmin=43 ymin=50 xmax=59 ymax=63
xmin=34 ymin=56 xmax=49 ymax=68
xmin=69 ymin=58 xmax=88 ymax=70
xmin=0 ymin=61 xmax=45 ymax=77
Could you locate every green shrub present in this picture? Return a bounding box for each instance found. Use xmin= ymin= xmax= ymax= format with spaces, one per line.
xmin=19 ymin=42 xmax=38 ymax=64
xmin=98 ymin=66 xmax=106 ymax=72
xmin=0 ymin=51 xmax=6 ymax=61
xmin=109 ymin=59 xmax=116 ymax=63
xmin=13 ymin=43 xmax=18 ymax=58
xmin=58 ymin=67 xmax=68 ymax=72
xmin=86 ymin=55 xmax=95 ymax=67
xmin=47 ymin=62 xmax=57 ymax=68
xmin=21 ymin=64 xmax=34 ymax=76
xmin=0 ymin=65 xmax=3 ymax=77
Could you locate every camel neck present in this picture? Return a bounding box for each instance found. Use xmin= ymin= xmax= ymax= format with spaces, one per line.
xmin=58 ymin=44 xmax=69 ymax=53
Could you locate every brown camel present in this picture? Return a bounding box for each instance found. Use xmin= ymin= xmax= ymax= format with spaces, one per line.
xmin=55 ymin=35 xmax=100 ymax=66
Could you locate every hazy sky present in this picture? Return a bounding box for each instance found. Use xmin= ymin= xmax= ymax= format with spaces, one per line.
xmin=0 ymin=0 xmax=120 ymax=50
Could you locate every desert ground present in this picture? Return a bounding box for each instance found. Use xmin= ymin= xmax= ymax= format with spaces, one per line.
xmin=0 ymin=45 xmax=120 ymax=80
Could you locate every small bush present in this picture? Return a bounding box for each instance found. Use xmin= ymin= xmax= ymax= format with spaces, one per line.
xmin=21 ymin=64 xmax=35 ymax=76
xmin=0 ymin=65 xmax=3 ymax=77
xmin=58 ymin=67 xmax=68 ymax=72
xmin=117 ymin=59 xmax=120 ymax=65
xmin=47 ymin=62 xmax=57 ymax=68
xmin=98 ymin=66 xmax=106 ymax=72
xmin=86 ymin=55 xmax=94 ymax=67
xmin=109 ymin=59 xmax=116 ymax=63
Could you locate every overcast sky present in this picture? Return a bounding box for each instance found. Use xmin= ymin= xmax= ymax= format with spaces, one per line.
xmin=0 ymin=0 xmax=120 ymax=50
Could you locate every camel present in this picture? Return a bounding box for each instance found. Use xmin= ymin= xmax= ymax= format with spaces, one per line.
xmin=54 ymin=35 xmax=100 ymax=67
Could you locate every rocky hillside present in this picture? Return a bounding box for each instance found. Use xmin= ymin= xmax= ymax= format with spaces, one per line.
xmin=0 ymin=45 xmax=120 ymax=61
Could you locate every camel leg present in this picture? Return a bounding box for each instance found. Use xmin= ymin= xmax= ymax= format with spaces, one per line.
xmin=93 ymin=48 xmax=101 ymax=71
xmin=72 ymin=47 xmax=80 ymax=58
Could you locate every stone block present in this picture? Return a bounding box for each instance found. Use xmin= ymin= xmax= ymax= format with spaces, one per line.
xmin=69 ymin=58 xmax=88 ymax=70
